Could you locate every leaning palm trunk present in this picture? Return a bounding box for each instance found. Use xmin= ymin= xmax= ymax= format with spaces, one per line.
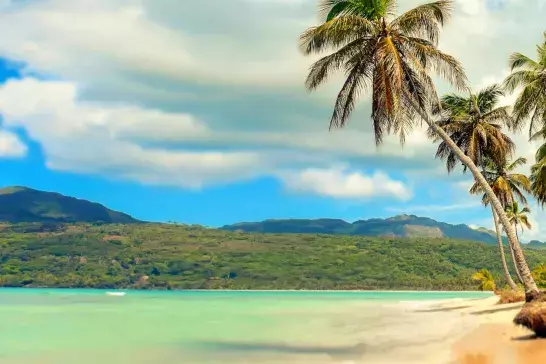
xmin=512 ymin=226 xmax=524 ymax=284
xmin=509 ymin=243 xmax=524 ymax=285
xmin=477 ymin=155 xmax=518 ymax=291
xmin=408 ymin=97 xmax=539 ymax=299
xmin=492 ymin=208 xmax=518 ymax=290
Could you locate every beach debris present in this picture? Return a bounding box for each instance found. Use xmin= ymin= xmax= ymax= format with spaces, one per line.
xmin=514 ymin=292 xmax=546 ymax=337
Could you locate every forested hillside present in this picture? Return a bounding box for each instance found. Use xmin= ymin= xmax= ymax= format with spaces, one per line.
xmin=221 ymin=215 xmax=499 ymax=244
xmin=0 ymin=186 xmax=140 ymax=223
xmin=1 ymin=222 xmax=544 ymax=290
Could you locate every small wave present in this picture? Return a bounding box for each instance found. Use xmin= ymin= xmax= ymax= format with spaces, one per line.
xmin=105 ymin=292 xmax=126 ymax=297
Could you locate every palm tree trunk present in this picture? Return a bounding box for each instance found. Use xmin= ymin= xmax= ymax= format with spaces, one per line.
xmin=492 ymin=207 xmax=518 ymax=290
xmin=512 ymin=225 xmax=525 ymax=284
xmin=510 ymin=242 xmax=524 ymax=285
xmin=408 ymin=97 xmax=539 ymax=299
xmin=479 ymin=153 xmax=518 ymax=290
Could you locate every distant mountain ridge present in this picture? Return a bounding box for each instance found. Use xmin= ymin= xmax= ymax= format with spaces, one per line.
xmin=0 ymin=186 xmax=140 ymax=224
xmin=528 ymin=240 xmax=546 ymax=249
xmin=221 ymin=214 xmax=500 ymax=245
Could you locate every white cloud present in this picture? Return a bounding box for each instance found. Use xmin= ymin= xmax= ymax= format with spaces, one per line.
xmin=0 ymin=130 xmax=27 ymax=157
xmin=0 ymin=77 xmax=435 ymax=184
xmin=0 ymin=0 xmax=316 ymax=90
xmin=0 ymin=78 xmax=263 ymax=188
xmin=281 ymin=165 xmax=412 ymax=200
xmin=454 ymin=180 xmax=474 ymax=192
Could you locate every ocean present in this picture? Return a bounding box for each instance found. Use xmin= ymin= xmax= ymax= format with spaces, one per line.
xmin=0 ymin=289 xmax=492 ymax=364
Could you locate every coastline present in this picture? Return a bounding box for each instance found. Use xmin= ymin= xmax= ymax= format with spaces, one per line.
xmin=430 ymin=296 xmax=546 ymax=364
xmin=0 ymin=287 xmax=494 ymax=293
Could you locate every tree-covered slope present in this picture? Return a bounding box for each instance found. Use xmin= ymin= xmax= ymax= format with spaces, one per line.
xmin=222 ymin=214 xmax=498 ymax=244
xmin=0 ymin=186 xmax=140 ymax=224
xmin=1 ymin=222 xmax=544 ymax=290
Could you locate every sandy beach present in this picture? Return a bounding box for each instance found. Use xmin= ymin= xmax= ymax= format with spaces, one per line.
xmin=431 ymin=296 xmax=546 ymax=364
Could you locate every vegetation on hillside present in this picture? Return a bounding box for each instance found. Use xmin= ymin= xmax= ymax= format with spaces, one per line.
xmin=0 ymin=186 xmax=140 ymax=224
xmin=1 ymin=222 xmax=546 ymax=291
xmin=222 ymin=215 xmax=500 ymax=244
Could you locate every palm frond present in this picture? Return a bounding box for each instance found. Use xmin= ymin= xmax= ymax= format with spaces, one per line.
xmin=319 ymin=0 xmax=395 ymax=22
xmin=329 ymin=60 xmax=372 ymax=131
xmin=531 ymin=143 xmax=546 ymax=206
xmin=440 ymin=93 xmax=470 ymax=114
xmin=532 ymin=157 xmax=546 ymax=207
xmin=510 ymin=82 xmax=546 ymax=137
xmin=480 ymin=106 xmax=514 ymax=129
xmin=508 ymin=52 xmax=540 ymax=71
xmin=509 ymin=182 xmax=529 ymax=205
xmin=476 ymin=84 xmax=504 ymax=114
xmin=391 ymin=0 xmax=452 ymax=44
xmin=503 ymin=70 xmax=539 ymax=94
xmin=304 ymin=37 xmax=370 ymax=90
xmin=506 ymin=157 xmax=527 ymax=171
xmin=398 ymin=36 xmax=467 ymax=91
xmin=530 ymin=125 xmax=546 ymax=142
xmin=503 ymin=39 xmax=546 ymax=136
xmin=300 ymin=15 xmax=376 ymax=55
xmin=472 ymin=268 xmax=496 ymax=291
xmin=521 ymin=216 xmax=532 ymax=230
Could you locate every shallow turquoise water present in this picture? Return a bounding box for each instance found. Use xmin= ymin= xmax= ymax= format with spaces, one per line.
xmin=0 ymin=289 xmax=492 ymax=363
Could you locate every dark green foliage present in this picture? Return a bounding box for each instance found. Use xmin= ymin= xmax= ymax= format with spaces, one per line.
xmin=222 ymin=214 xmax=499 ymax=244
xmin=0 ymin=222 xmax=544 ymax=290
xmin=0 ymin=186 xmax=140 ymax=224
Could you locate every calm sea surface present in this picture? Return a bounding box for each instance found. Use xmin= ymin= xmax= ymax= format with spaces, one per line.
xmin=0 ymin=289 xmax=492 ymax=364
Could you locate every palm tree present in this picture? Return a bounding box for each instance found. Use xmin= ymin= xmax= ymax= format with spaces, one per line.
xmin=505 ymin=201 xmax=532 ymax=285
xmin=486 ymin=198 xmax=519 ymax=289
xmin=472 ymin=268 xmax=496 ymax=291
xmin=503 ymin=32 xmax=546 ymax=139
xmin=430 ymin=85 xmax=517 ymax=289
xmin=470 ymin=157 xmax=531 ymax=286
xmin=505 ymin=201 xmax=532 ymax=243
xmin=300 ymin=0 xmax=539 ymax=297
xmin=524 ymin=124 xmax=546 ymax=206
xmin=470 ymin=157 xmax=530 ymax=208
xmin=431 ymin=84 xmax=515 ymax=173
xmin=503 ymin=32 xmax=546 ymax=206
xmin=531 ymin=142 xmax=546 ymax=206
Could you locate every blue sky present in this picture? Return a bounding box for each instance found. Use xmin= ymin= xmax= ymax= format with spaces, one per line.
xmin=0 ymin=0 xmax=545 ymax=238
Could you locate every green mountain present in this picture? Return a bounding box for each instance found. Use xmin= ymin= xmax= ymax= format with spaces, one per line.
xmin=529 ymin=240 xmax=546 ymax=249
xmin=221 ymin=214 xmax=500 ymax=244
xmin=0 ymin=186 xmax=140 ymax=224
xmin=0 ymin=222 xmax=544 ymax=290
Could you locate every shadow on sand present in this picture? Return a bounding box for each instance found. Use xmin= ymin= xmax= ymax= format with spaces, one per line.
xmin=470 ymin=305 xmax=521 ymax=316
xmin=193 ymin=341 xmax=369 ymax=361
xmin=414 ymin=305 xmax=471 ymax=313
xmin=511 ymin=334 xmax=539 ymax=341
xmin=193 ymin=333 xmax=457 ymax=362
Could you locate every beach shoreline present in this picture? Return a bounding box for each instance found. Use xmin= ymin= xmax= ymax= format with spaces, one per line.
xmin=428 ymin=295 xmax=546 ymax=364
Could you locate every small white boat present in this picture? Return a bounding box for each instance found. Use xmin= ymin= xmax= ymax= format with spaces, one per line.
xmin=106 ymin=292 xmax=126 ymax=296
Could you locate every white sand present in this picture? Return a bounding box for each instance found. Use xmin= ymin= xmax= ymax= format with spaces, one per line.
xmin=444 ymin=295 xmax=546 ymax=364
